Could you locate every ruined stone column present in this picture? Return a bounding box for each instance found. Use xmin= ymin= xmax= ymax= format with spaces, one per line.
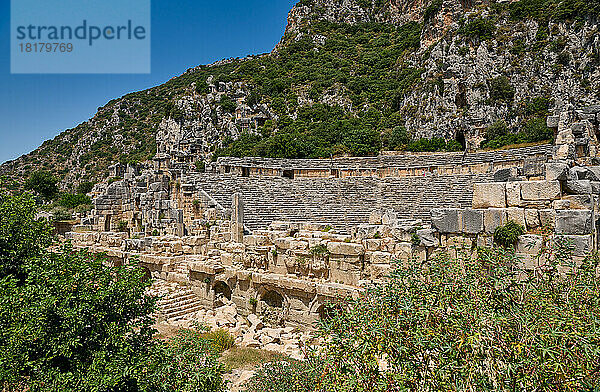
xmin=231 ymin=193 xmax=244 ymax=243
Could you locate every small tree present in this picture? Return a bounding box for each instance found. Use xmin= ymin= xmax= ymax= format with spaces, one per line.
xmin=76 ymin=181 xmax=94 ymax=195
xmin=25 ymin=171 xmax=58 ymax=201
xmin=0 ymin=192 xmax=52 ymax=280
xmin=489 ymin=76 xmax=515 ymax=103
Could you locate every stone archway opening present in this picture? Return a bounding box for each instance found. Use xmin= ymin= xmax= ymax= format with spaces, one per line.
xmin=104 ymin=215 xmax=111 ymax=232
xmin=317 ymin=303 xmax=343 ymax=322
xmin=141 ymin=266 xmax=152 ymax=282
xmin=261 ymin=290 xmax=284 ymax=308
xmin=213 ymin=281 xmax=232 ymax=301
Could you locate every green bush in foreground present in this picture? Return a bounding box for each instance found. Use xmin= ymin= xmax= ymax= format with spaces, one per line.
xmin=248 ymin=239 xmax=600 ymax=391
xmin=0 ymin=192 xmax=225 ymax=392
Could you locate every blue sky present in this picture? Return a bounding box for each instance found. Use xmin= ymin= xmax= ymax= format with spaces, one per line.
xmin=0 ymin=0 xmax=297 ymax=164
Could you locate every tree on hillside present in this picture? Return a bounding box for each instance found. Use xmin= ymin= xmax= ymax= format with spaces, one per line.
xmin=25 ymin=171 xmax=58 ymax=201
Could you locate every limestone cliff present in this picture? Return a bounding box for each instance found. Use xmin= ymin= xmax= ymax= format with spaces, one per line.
xmin=1 ymin=0 xmax=599 ymax=189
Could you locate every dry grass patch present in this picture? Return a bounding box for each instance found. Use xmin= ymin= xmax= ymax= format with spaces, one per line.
xmin=220 ymin=347 xmax=289 ymax=371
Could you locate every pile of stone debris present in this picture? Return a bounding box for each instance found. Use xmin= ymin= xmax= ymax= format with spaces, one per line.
xmin=171 ymin=297 xmax=312 ymax=361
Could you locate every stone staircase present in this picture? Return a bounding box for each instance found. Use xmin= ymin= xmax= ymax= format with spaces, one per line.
xmin=149 ymin=281 xmax=203 ymax=322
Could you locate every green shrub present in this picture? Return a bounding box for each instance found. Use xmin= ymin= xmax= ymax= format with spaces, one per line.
xmin=74 ymin=204 xmax=93 ymax=214
xmin=25 ymin=171 xmax=58 ymax=201
xmin=145 ymin=328 xmax=226 ymax=391
xmin=58 ymin=193 xmax=92 ymax=209
xmin=311 ymin=242 xmax=600 ymax=391
xmin=485 ymin=120 xmax=509 ymax=141
xmin=523 ymin=96 xmax=551 ymax=116
xmin=493 ymin=220 xmax=525 ymax=248
xmin=219 ymin=96 xmax=237 ymax=113
xmin=0 ymin=192 xmax=52 ymax=279
xmin=195 ymin=160 xmax=206 ymax=173
xmin=51 ymin=206 xmax=73 ymax=221
xmin=381 ymin=126 xmax=410 ymax=150
xmin=117 ymin=220 xmax=128 ymax=233
xmin=489 ymin=76 xmax=515 ymax=103
xmin=76 ymin=181 xmax=94 ymax=195
xmin=523 ymin=117 xmax=553 ymax=142
xmin=424 ymin=0 xmax=443 ymax=20
xmin=245 ymin=359 xmax=322 ymax=392
xmin=310 ymin=244 xmax=329 ymax=257
xmin=460 ymin=17 xmax=496 ymax=41
xmin=201 ymin=329 xmax=235 ymax=354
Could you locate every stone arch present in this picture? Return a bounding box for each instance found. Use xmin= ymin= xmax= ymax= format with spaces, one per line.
xmin=141 ymin=266 xmax=152 ymax=281
xmin=455 ymin=129 xmax=466 ymax=150
xmin=212 ymin=281 xmax=232 ymax=301
xmin=316 ymin=303 xmax=343 ymax=321
xmin=261 ymin=290 xmax=284 ymax=308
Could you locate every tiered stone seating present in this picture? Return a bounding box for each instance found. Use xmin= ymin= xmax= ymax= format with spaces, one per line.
xmin=185 ymin=173 xmax=493 ymax=231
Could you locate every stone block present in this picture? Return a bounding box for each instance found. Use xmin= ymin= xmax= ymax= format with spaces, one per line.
xmin=569 ymin=166 xmax=598 ymax=181
xmin=506 ymin=182 xmax=522 ymax=207
xmin=555 ymin=210 xmax=593 ymax=235
xmin=525 ymin=209 xmax=540 ymax=230
xmin=462 ymin=209 xmax=484 ymax=234
xmin=520 ymin=180 xmax=561 ymax=201
xmin=565 ymin=180 xmax=592 ymax=195
xmin=545 ymin=162 xmax=569 ymax=181
xmin=560 ymin=235 xmax=593 ymax=257
xmin=506 ymin=208 xmax=526 ymax=227
xmin=483 ymin=209 xmax=507 ymax=234
xmin=516 ymin=234 xmax=543 ymax=254
xmin=547 ymin=115 xmax=560 ymax=128
xmin=539 ymin=209 xmax=556 ymax=229
xmin=562 ymin=195 xmax=592 ymax=210
xmin=369 ymin=211 xmax=382 ymax=225
xmin=364 ymin=238 xmax=382 ymax=251
xmin=274 ymin=237 xmax=294 ymax=250
xmin=431 ymin=209 xmax=462 ymax=233
xmin=591 ymin=182 xmax=600 ymax=194
xmin=494 ymin=168 xmax=518 ymax=182
xmin=417 ymin=228 xmax=439 ymax=247
xmin=473 ymin=183 xmax=506 ymax=208
xmin=552 ymin=200 xmax=571 ymax=210
xmin=243 ymin=235 xmax=270 ymax=246
xmin=368 ymin=251 xmax=393 ymax=264
xmin=327 ymin=241 xmax=365 ymax=256
xmin=382 ymin=211 xmax=397 ymax=225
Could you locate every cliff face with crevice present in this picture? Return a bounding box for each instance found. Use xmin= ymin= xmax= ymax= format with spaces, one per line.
xmin=1 ymin=0 xmax=599 ymax=189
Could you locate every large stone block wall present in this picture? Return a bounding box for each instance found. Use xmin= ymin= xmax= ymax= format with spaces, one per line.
xmin=430 ymin=163 xmax=600 ymax=265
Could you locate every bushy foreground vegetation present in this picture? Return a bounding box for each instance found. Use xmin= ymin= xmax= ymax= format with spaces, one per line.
xmin=0 ymin=192 xmax=226 ymax=392
xmin=247 ymin=240 xmax=600 ymax=391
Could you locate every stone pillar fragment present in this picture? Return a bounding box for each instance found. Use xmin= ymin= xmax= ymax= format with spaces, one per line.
xmin=231 ymin=193 xmax=244 ymax=243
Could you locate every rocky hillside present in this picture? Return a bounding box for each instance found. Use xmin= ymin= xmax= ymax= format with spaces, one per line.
xmin=1 ymin=0 xmax=599 ymax=189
